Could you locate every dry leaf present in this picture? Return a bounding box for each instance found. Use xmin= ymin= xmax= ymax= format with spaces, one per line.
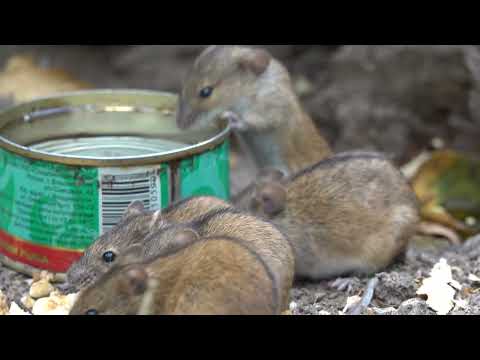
xmin=412 ymin=150 xmax=480 ymax=239
xmin=0 ymin=55 xmax=91 ymax=104
xmin=468 ymin=274 xmax=480 ymax=283
xmin=341 ymin=295 xmax=362 ymax=314
xmin=416 ymin=258 xmax=460 ymax=315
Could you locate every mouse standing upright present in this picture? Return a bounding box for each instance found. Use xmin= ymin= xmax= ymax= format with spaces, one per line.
xmin=176 ymin=45 xmax=333 ymax=175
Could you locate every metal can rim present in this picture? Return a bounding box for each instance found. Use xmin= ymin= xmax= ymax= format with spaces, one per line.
xmin=0 ymin=89 xmax=231 ymax=167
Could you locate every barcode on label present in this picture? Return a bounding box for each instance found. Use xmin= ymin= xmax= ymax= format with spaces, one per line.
xmin=99 ymin=167 xmax=161 ymax=234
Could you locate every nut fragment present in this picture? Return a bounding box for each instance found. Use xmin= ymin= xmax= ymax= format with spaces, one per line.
xmin=31 ymin=292 xmax=79 ymax=315
xmin=0 ymin=290 xmax=9 ymax=315
xmin=32 ymin=270 xmax=55 ymax=283
xmin=29 ymin=279 xmax=55 ymax=299
xmin=33 ymin=298 xmax=68 ymax=315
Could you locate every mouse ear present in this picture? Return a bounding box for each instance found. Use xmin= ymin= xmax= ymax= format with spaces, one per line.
xmin=173 ymin=229 xmax=200 ymax=248
xmin=256 ymin=183 xmax=287 ymax=216
xmin=117 ymin=265 xmax=148 ymax=296
xmin=122 ymin=201 xmax=145 ymax=220
xmin=237 ymin=48 xmax=272 ymax=76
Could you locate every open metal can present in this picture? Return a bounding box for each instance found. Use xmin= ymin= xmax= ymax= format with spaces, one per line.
xmin=0 ymin=90 xmax=230 ymax=278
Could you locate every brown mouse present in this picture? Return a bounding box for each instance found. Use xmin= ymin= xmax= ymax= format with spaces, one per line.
xmin=129 ymin=207 xmax=295 ymax=312
xmin=177 ymin=45 xmax=332 ymax=174
xmin=233 ymin=152 xmax=420 ymax=280
xmin=69 ymin=236 xmax=279 ymax=315
xmin=65 ymin=196 xmax=232 ymax=291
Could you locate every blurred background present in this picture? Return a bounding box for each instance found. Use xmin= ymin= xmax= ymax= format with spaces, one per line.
xmin=2 ymin=45 xmax=479 ymax=165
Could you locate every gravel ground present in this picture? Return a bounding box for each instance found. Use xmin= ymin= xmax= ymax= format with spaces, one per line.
xmin=2 ymin=235 xmax=480 ymax=315
xmin=289 ymin=235 xmax=480 ymax=315
xmin=1 ymin=45 xmax=480 ymax=315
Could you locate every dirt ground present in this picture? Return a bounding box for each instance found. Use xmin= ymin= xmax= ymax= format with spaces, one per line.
xmin=1 ymin=45 xmax=480 ymax=315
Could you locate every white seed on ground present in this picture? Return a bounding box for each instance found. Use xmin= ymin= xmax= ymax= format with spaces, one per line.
xmin=317 ymin=311 xmax=331 ymax=315
xmin=468 ymin=274 xmax=480 ymax=283
xmin=21 ymin=295 xmax=35 ymax=310
xmin=8 ymin=302 xmax=31 ymax=315
xmin=33 ymin=298 xmax=68 ymax=315
xmin=29 ymin=279 xmax=55 ymax=299
xmin=289 ymin=302 xmax=298 ymax=312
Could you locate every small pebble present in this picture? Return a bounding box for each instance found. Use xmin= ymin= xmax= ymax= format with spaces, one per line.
xmin=314 ymin=292 xmax=326 ymax=303
xmin=289 ymin=302 xmax=298 ymax=312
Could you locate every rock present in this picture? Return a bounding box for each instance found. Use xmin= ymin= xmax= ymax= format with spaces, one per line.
xmin=396 ymin=299 xmax=435 ymax=315
xmin=375 ymin=272 xmax=418 ymax=307
xmin=370 ymin=307 xmax=397 ymax=315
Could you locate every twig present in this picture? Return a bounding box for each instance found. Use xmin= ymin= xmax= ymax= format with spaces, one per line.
xmin=347 ymin=277 xmax=379 ymax=315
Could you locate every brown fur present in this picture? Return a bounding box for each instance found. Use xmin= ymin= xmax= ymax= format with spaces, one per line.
xmin=65 ymin=196 xmax=232 ymax=290
xmin=69 ymin=236 xmax=278 ymax=315
xmin=136 ymin=207 xmax=295 ymax=312
xmin=234 ymin=152 xmax=420 ymax=280
xmin=177 ymin=45 xmax=332 ymax=174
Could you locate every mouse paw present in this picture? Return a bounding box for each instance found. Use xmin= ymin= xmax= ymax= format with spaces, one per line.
xmin=329 ymin=278 xmax=359 ymax=294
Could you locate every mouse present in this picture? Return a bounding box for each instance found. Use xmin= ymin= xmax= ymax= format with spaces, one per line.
xmin=176 ymin=45 xmax=333 ymax=175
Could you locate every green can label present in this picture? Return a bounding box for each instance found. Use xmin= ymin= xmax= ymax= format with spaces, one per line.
xmin=0 ymin=140 xmax=229 ymax=272
xmin=180 ymin=141 xmax=230 ymax=200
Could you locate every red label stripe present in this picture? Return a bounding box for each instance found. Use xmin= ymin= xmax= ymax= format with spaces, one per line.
xmin=0 ymin=229 xmax=84 ymax=273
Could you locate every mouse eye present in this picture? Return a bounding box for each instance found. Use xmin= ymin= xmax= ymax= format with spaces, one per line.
xmin=102 ymin=251 xmax=116 ymax=264
xmin=199 ymin=86 xmax=214 ymax=99
xmin=86 ymin=309 xmax=98 ymax=315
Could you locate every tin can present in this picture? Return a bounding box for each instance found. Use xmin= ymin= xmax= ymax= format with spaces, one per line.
xmin=0 ymin=90 xmax=230 ymax=278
